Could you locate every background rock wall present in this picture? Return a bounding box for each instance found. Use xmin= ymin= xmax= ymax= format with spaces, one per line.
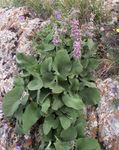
xmin=0 ymin=7 xmax=42 ymax=97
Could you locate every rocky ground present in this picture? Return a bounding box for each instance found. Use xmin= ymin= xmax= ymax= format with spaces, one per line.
xmin=0 ymin=6 xmax=119 ymax=150
xmin=87 ymin=79 xmax=119 ymax=150
xmin=0 ymin=6 xmax=42 ymax=150
xmin=0 ymin=6 xmax=43 ymax=97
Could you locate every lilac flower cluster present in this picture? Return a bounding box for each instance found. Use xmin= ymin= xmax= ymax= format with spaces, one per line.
xmin=71 ymin=19 xmax=81 ymax=59
xmin=15 ymin=146 xmax=21 ymax=150
xmin=18 ymin=15 xmax=25 ymax=22
xmin=52 ymin=25 xmax=61 ymax=46
xmin=53 ymin=10 xmax=62 ymax=20
xmin=52 ymin=34 xmax=60 ymax=46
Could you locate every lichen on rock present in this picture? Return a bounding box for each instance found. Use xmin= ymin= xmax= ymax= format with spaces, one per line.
xmin=0 ymin=6 xmax=42 ymax=97
xmin=0 ymin=6 xmax=42 ymax=149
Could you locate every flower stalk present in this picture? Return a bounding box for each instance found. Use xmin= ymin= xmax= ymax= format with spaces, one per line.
xmin=71 ymin=19 xmax=81 ymax=59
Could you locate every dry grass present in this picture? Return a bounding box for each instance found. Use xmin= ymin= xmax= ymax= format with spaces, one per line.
xmin=0 ymin=0 xmax=111 ymax=23
xmin=0 ymin=0 xmax=112 ymax=23
xmin=11 ymin=0 xmax=53 ymax=18
xmin=0 ymin=0 xmax=11 ymax=6
xmin=59 ymin=0 xmax=111 ymax=23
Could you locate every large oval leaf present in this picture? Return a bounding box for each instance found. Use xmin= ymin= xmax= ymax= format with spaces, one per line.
xmin=80 ymin=87 xmax=100 ymax=105
xmin=54 ymin=139 xmax=70 ymax=150
xmin=43 ymin=115 xmax=59 ymax=135
xmin=62 ymin=94 xmax=84 ymax=110
xmin=52 ymin=96 xmax=63 ymax=111
xmin=53 ymin=50 xmax=71 ymax=78
xmin=22 ymin=102 xmax=40 ymax=133
xmin=20 ymin=94 xmax=29 ymax=106
xmin=16 ymin=53 xmax=39 ymax=77
xmin=40 ymin=57 xmax=52 ymax=74
xmin=3 ymin=86 xmax=24 ymax=117
xmin=71 ymin=60 xmax=83 ymax=75
xmin=44 ymin=43 xmax=55 ymax=51
xmin=87 ymin=38 xmax=95 ymax=50
xmin=76 ymin=138 xmax=101 ymax=150
xmin=59 ymin=115 xmax=72 ymax=130
xmin=81 ymin=79 xmax=96 ymax=88
xmin=60 ymin=127 xmax=77 ymax=141
xmin=16 ymin=53 xmax=37 ymax=68
xmin=28 ymin=78 xmax=43 ymax=91
xmin=49 ymin=83 xmax=64 ymax=94
xmin=41 ymin=98 xmax=50 ymax=113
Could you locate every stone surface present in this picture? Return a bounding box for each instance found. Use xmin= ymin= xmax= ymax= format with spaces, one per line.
xmin=87 ymin=79 xmax=119 ymax=150
xmin=97 ymin=79 xmax=119 ymax=150
xmin=0 ymin=6 xmax=42 ymax=149
xmin=0 ymin=6 xmax=42 ymax=97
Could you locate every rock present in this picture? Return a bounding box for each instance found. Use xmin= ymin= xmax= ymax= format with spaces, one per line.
xmin=86 ymin=107 xmax=98 ymax=139
xmin=0 ymin=6 xmax=42 ymax=97
xmin=87 ymin=78 xmax=119 ymax=150
xmin=0 ymin=6 xmax=42 ymax=149
xmin=97 ymin=78 xmax=119 ymax=150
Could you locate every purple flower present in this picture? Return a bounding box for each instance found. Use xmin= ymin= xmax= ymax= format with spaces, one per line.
xmin=53 ymin=11 xmax=62 ymax=20
xmin=71 ymin=19 xmax=81 ymax=59
xmin=16 ymin=146 xmax=21 ymax=150
xmin=73 ymin=41 xmax=81 ymax=59
xmin=52 ymin=35 xmax=60 ymax=46
xmin=18 ymin=15 xmax=25 ymax=22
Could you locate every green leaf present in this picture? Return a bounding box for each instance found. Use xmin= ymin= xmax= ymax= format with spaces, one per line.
xmin=28 ymin=78 xmax=43 ymax=91
xmin=53 ymin=50 xmax=71 ymax=78
xmin=76 ymin=138 xmax=101 ymax=150
xmin=60 ymin=107 xmax=79 ymax=124
xmin=20 ymin=92 xmax=29 ymax=105
xmin=3 ymin=86 xmax=24 ymax=117
xmin=80 ymin=88 xmax=100 ymax=105
xmin=54 ymin=139 xmax=70 ymax=150
xmin=52 ymin=118 xmax=59 ymax=129
xmin=42 ymin=124 xmax=51 ymax=135
xmin=81 ymin=59 xmax=89 ymax=68
xmin=81 ymin=79 xmax=96 ymax=88
xmin=38 ymin=88 xmax=51 ymax=103
xmin=44 ymin=43 xmax=55 ymax=51
xmin=60 ymin=127 xmax=77 ymax=141
xmin=40 ymin=57 xmax=52 ymax=74
xmin=52 ymin=97 xmax=63 ymax=110
xmin=42 ymin=73 xmax=55 ymax=88
xmin=71 ymin=60 xmax=83 ymax=75
xmin=87 ymin=39 xmax=95 ymax=50
xmin=58 ymin=77 xmax=70 ymax=90
xmin=50 ymin=83 xmax=64 ymax=94
xmin=42 ymin=130 xmax=53 ymax=142
xmin=14 ymin=106 xmax=25 ymax=134
xmin=42 ymin=75 xmax=64 ymax=94
xmin=14 ymin=77 xmax=24 ymax=86
xmin=62 ymin=94 xmax=84 ymax=110
xmin=59 ymin=115 xmax=71 ymax=130
xmin=16 ymin=53 xmax=39 ymax=77
xmin=16 ymin=53 xmax=37 ymax=68
xmin=22 ymin=102 xmax=40 ymax=133
xmin=43 ymin=115 xmax=59 ymax=135
xmin=80 ymin=70 xmax=88 ymax=77
xmin=87 ymin=58 xmax=99 ymax=70
xmin=41 ymin=98 xmax=50 ymax=113
xmin=76 ymin=119 xmax=86 ymax=138
xmin=70 ymin=78 xmax=80 ymax=91
xmin=45 ymin=32 xmax=54 ymax=43
xmin=21 ymin=71 xmax=30 ymax=77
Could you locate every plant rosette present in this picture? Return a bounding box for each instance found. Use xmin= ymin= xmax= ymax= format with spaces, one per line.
xmin=3 ymin=19 xmax=101 ymax=150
